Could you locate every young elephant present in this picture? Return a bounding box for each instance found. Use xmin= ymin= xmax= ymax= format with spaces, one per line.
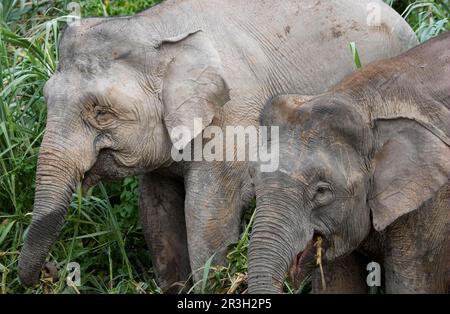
xmin=249 ymin=32 xmax=450 ymax=294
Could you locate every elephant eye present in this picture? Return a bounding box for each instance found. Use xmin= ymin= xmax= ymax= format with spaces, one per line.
xmin=313 ymin=182 xmax=334 ymax=206
xmin=94 ymin=106 xmax=115 ymax=126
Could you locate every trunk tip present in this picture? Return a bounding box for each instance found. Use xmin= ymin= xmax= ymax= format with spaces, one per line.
xmin=18 ymin=270 xmax=40 ymax=288
xmin=18 ymin=255 xmax=41 ymax=288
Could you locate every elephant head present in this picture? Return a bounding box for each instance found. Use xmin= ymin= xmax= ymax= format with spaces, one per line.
xmin=248 ymin=91 xmax=450 ymax=293
xmin=18 ymin=17 xmax=229 ymax=287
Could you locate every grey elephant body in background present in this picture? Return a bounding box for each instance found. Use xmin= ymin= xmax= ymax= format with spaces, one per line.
xmin=18 ymin=0 xmax=418 ymax=289
xmin=249 ymin=32 xmax=450 ymax=294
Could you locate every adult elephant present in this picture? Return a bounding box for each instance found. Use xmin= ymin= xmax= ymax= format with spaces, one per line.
xmin=248 ymin=32 xmax=450 ymax=294
xmin=18 ymin=0 xmax=417 ymax=289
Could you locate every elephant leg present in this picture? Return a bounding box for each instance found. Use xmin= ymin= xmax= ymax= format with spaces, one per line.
xmin=138 ymin=171 xmax=191 ymax=292
xmin=184 ymin=162 xmax=250 ymax=282
xmin=311 ymin=252 xmax=368 ymax=294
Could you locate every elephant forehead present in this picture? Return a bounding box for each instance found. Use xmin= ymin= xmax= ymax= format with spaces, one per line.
xmin=57 ymin=18 xmax=157 ymax=76
xmin=94 ymin=77 xmax=145 ymax=108
xmin=57 ymin=44 xmax=113 ymax=78
xmin=58 ymin=25 xmax=120 ymax=75
xmin=280 ymin=140 xmax=361 ymax=184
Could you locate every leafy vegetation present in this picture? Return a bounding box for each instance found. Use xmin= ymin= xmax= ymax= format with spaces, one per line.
xmin=0 ymin=0 xmax=448 ymax=294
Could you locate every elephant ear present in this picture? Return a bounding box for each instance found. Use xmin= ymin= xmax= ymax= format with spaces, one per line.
xmin=369 ymin=118 xmax=450 ymax=231
xmin=159 ymin=30 xmax=230 ymax=150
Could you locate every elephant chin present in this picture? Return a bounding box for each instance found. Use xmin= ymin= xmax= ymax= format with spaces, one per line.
xmin=288 ymin=234 xmax=328 ymax=289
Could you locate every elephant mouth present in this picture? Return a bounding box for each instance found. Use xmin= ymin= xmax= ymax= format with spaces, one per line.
xmin=81 ymin=171 xmax=101 ymax=192
xmin=81 ymin=151 xmax=136 ymax=192
xmin=288 ymin=233 xmax=328 ymax=290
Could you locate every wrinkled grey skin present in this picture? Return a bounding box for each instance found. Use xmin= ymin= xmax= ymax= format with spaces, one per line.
xmin=249 ymin=32 xmax=450 ymax=294
xmin=18 ymin=0 xmax=418 ymax=289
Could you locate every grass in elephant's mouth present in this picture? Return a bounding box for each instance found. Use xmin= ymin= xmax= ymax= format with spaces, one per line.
xmin=287 ymin=233 xmax=327 ymax=292
xmin=1 ymin=0 xmax=448 ymax=294
xmin=314 ymin=236 xmax=326 ymax=291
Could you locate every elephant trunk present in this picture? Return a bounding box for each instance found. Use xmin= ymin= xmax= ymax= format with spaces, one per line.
xmin=18 ymin=136 xmax=83 ymax=287
xmin=248 ymin=186 xmax=312 ymax=294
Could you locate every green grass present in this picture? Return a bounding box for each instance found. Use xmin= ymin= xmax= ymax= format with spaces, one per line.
xmin=386 ymin=0 xmax=449 ymax=41
xmin=0 ymin=0 xmax=448 ymax=294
